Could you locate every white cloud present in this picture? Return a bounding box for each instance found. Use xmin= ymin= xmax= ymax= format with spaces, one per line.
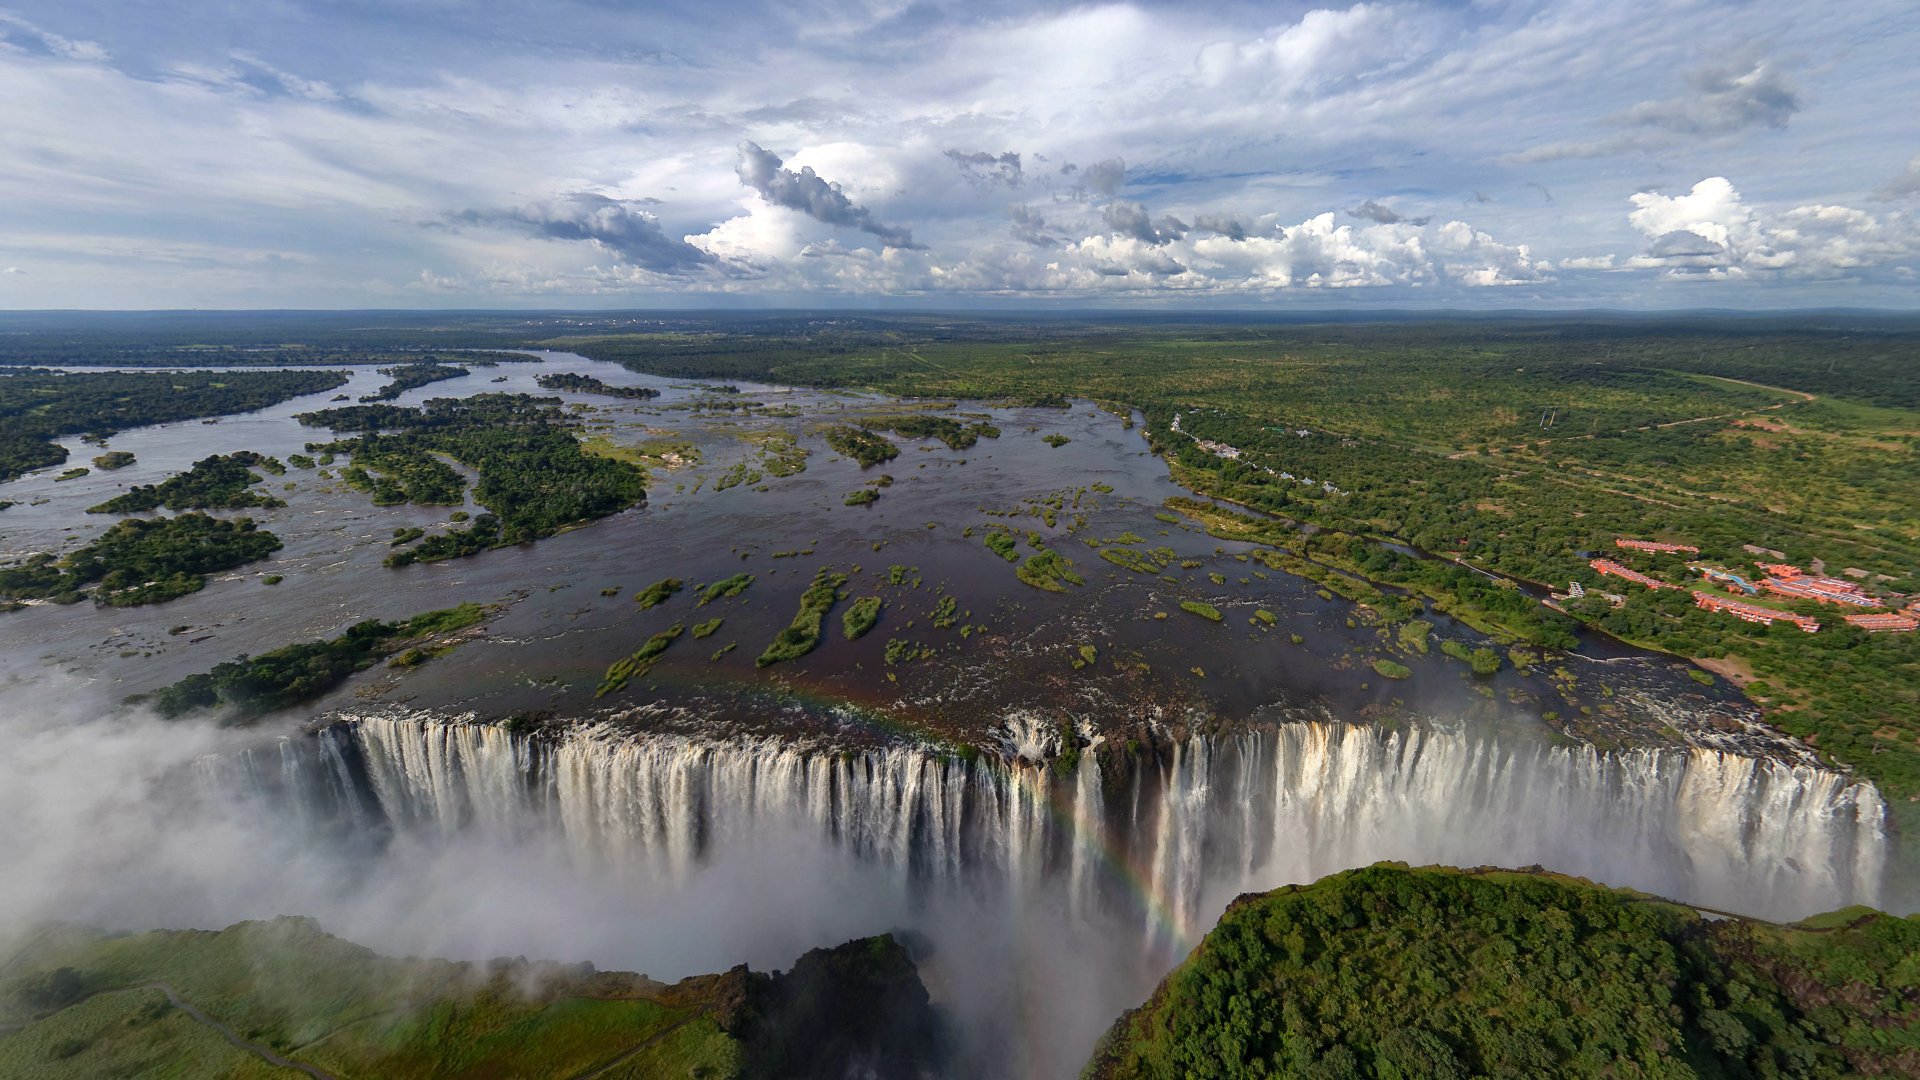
xmin=0 ymin=10 xmax=108 ymax=63
xmin=1623 ymin=177 xmax=1918 ymax=278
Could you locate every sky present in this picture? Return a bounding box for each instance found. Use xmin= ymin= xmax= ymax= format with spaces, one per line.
xmin=1 ymin=0 xmax=1917 ymax=310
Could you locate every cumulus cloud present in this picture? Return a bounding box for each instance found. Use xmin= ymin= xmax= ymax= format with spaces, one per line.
xmin=946 ymin=149 xmax=1022 ymax=189
xmin=1191 ymin=212 xmax=1255 ymax=241
xmin=1102 ymin=200 xmax=1187 ymax=245
xmin=1622 ymin=177 xmax=1918 ymax=278
xmin=1349 ymin=200 xmax=1428 ymax=226
xmin=1008 ymin=204 xmax=1061 ymax=247
xmin=450 ymin=193 xmax=715 ymax=273
xmin=1049 ymin=210 xmax=1547 ymax=292
xmin=734 ymin=141 xmax=919 ymax=249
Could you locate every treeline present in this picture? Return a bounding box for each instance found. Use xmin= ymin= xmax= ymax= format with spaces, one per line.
xmin=0 ymin=369 xmax=347 ymax=482
xmin=0 ymin=514 xmax=281 ymax=608
xmin=1089 ymin=863 xmax=1920 ymax=1080
xmin=88 ymin=452 xmax=285 ymax=513
xmin=533 ymin=371 xmax=661 ymax=399
xmin=360 ymin=361 xmax=469 ymax=402
xmin=297 ymin=394 xmax=645 ymax=565
xmin=135 ymin=603 xmax=489 ymax=721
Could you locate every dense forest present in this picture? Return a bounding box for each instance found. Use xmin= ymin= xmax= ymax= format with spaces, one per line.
xmin=88 ymin=452 xmax=285 ymax=513
xmin=1087 ymin=863 xmax=1920 ymax=1080
xmin=0 ymin=514 xmax=282 ymax=608
xmin=297 ymin=393 xmax=646 ymax=565
xmin=0 ymin=369 xmax=346 ymax=482
xmin=533 ymin=371 xmax=661 ymax=399
xmin=358 ymin=361 xmax=469 ymax=402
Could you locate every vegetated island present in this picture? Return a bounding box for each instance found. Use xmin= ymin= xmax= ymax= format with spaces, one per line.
xmin=132 ymin=602 xmax=494 ymax=721
xmin=358 ymin=361 xmax=468 ymax=402
xmin=1088 ymin=862 xmax=1920 ymax=1080
xmin=90 ymin=450 xmax=135 ymax=470
xmin=0 ymin=368 xmax=348 ymax=482
xmin=0 ymin=514 xmax=282 ymax=609
xmin=296 ymin=394 xmax=646 ymax=565
xmin=534 ymin=370 xmax=662 ymax=399
xmin=87 ymin=452 xmax=286 ymax=514
xmin=0 ymin=917 xmax=941 ymax=1079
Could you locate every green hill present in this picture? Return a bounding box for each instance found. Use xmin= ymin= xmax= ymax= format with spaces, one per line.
xmin=1086 ymin=864 xmax=1920 ymax=1080
xmin=0 ymin=917 xmax=939 ymax=1079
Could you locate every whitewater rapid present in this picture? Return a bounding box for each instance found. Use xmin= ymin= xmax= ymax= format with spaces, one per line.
xmin=226 ymin=712 xmax=1887 ymax=933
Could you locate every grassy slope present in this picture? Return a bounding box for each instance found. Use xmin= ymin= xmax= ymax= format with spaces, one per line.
xmin=0 ymin=917 xmax=937 ymax=1080
xmin=0 ymin=918 xmax=735 ymax=1080
xmin=1086 ymin=863 xmax=1920 ymax=1080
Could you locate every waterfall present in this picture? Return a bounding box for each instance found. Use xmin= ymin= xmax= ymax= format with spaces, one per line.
xmin=230 ymin=712 xmax=1888 ymax=935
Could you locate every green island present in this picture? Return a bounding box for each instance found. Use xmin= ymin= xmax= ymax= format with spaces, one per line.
xmin=700 ymin=573 xmax=755 ymax=604
xmin=842 ymin=595 xmax=883 ymax=639
xmin=87 ymin=452 xmax=286 ymax=513
xmin=0 ymin=514 xmax=282 ymax=609
xmin=90 ymin=450 xmax=135 ymax=470
xmin=635 ymin=578 xmax=683 ymax=610
xmin=358 ymin=361 xmax=468 ymax=402
xmin=134 ymin=603 xmax=492 ymax=720
xmin=0 ymin=368 xmax=348 ymax=482
xmin=859 ymin=414 xmax=1000 ymax=450
xmin=534 ymin=370 xmax=662 ymax=399
xmin=822 ymin=424 xmax=898 ymax=467
xmin=298 ymin=394 xmax=646 ymax=566
xmin=1086 ymin=863 xmax=1920 ymax=1080
xmin=597 ymin=623 xmax=685 ymax=696
xmin=557 ymin=322 xmax=1920 ymax=824
xmin=758 ymin=567 xmax=849 ymax=666
xmin=0 ymin=917 xmax=938 ymax=1080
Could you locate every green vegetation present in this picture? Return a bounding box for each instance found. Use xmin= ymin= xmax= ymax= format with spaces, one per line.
xmin=1075 ymin=644 xmax=1099 ymax=669
xmin=843 ymin=596 xmax=883 ymax=640
xmin=1042 ymin=433 xmax=1070 ymax=447
xmin=758 ymin=567 xmax=849 ymax=666
xmin=53 ymin=467 xmax=88 ymax=481
xmin=700 ymin=573 xmax=755 ymax=604
xmin=136 ymin=603 xmax=489 ymax=720
xmin=844 ymin=488 xmax=879 ymax=506
xmin=0 ymin=916 xmax=937 ymax=1080
xmin=1254 ymin=609 xmax=1277 ymax=626
xmin=859 ymin=414 xmax=999 ymax=450
xmin=1015 ymin=548 xmax=1085 ymax=592
xmin=299 ymin=394 xmax=646 ymax=566
xmin=88 ymin=452 xmax=286 ymax=513
xmin=691 ymin=617 xmax=724 ymax=639
xmin=533 ymin=370 xmax=660 ymax=399
xmin=0 ymin=368 xmax=347 ymax=483
xmin=597 ymin=623 xmax=684 ymax=696
xmin=634 ymin=578 xmax=683 ymax=610
xmin=91 ymin=450 xmax=135 ymax=470
xmin=1398 ymin=619 xmax=1432 ymax=654
xmin=0 ymin=514 xmax=281 ymax=608
xmin=551 ymin=318 xmax=1920 ymax=806
xmin=1179 ymin=600 xmax=1223 ymax=622
xmin=359 ymin=361 xmax=467 ymax=402
xmin=1372 ymin=658 xmax=1413 ymax=680
xmin=822 ymin=424 xmax=898 ymax=467
xmin=983 ymin=530 xmax=1020 ymax=562
xmin=1086 ymin=863 xmax=1920 ymax=1080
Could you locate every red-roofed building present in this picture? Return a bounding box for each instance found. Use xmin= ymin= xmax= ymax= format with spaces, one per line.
xmin=1694 ymin=591 xmax=1820 ymax=632
xmin=1761 ymin=577 xmax=1884 ymax=607
xmin=1616 ymin=538 xmax=1700 ymax=555
xmin=1845 ymin=612 xmax=1917 ymax=633
xmin=1591 ymin=558 xmax=1674 ymax=590
xmin=1757 ymin=562 xmax=1803 ymax=579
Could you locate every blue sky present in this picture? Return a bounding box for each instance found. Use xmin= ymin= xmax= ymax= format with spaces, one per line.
xmin=1 ymin=0 xmax=1917 ymax=309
